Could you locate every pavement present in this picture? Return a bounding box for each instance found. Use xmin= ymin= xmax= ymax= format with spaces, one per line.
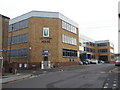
xmin=1 ymin=73 xmax=32 ymax=84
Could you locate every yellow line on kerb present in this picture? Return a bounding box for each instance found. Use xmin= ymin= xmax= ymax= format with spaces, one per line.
xmin=108 ymin=67 xmax=118 ymax=73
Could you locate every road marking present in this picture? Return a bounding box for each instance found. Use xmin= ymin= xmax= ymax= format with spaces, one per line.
xmin=100 ymin=72 xmax=105 ymax=73
xmin=104 ymin=86 xmax=108 ymax=88
xmin=103 ymin=82 xmax=109 ymax=88
xmin=113 ymin=84 xmax=117 ymax=87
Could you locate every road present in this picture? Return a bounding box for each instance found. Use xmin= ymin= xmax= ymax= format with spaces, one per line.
xmin=2 ymin=64 xmax=120 ymax=89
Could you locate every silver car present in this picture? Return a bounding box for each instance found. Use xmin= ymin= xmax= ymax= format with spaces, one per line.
xmin=115 ymin=60 xmax=120 ymax=66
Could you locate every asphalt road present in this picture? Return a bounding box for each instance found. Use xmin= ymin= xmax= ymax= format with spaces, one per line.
xmin=2 ymin=64 xmax=119 ymax=88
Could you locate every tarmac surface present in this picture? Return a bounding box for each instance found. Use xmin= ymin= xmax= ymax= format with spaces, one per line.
xmin=3 ymin=64 xmax=119 ymax=89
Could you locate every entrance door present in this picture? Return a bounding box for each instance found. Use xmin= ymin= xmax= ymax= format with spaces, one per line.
xmin=43 ymin=56 xmax=48 ymax=69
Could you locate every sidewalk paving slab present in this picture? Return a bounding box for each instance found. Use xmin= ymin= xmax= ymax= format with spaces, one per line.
xmin=1 ymin=73 xmax=32 ymax=84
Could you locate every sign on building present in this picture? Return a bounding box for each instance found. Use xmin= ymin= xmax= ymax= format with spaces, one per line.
xmin=43 ymin=28 xmax=49 ymax=37
xmin=42 ymin=50 xmax=49 ymax=55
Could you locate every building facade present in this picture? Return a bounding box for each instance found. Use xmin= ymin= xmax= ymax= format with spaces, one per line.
xmin=118 ymin=2 xmax=120 ymax=54
xmin=95 ymin=40 xmax=114 ymax=63
xmin=0 ymin=14 xmax=10 ymax=61
xmin=8 ymin=11 xmax=80 ymax=69
xmin=79 ymin=34 xmax=115 ymax=63
xmin=79 ymin=34 xmax=96 ymax=60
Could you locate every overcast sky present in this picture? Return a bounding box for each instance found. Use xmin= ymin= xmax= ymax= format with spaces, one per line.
xmin=0 ymin=0 xmax=119 ymax=53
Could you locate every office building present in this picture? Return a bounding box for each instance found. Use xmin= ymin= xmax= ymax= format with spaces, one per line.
xmin=8 ymin=11 xmax=80 ymax=69
xmin=0 ymin=14 xmax=10 ymax=61
xmin=79 ymin=34 xmax=115 ymax=63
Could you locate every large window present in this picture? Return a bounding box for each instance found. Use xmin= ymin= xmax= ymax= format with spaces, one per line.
xmin=8 ymin=19 xmax=28 ymax=32
xmin=97 ymin=43 xmax=107 ymax=47
xmin=85 ymin=42 xmax=94 ymax=46
xmin=86 ymin=47 xmax=95 ymax=53
xmin=62 ymin=21 xmax=77 ymax=34
xmin=7 ymin=48 xmax=28 ymax=58
xmin=98 ymin=49 xmax=108 ymax=53
xmin=8 ymin=33 xmax=28 ymax=45
xmin=63 ymin=48 xmax=77 ymax=57
xmin=62 ymin=34 xmax=77 ymax=45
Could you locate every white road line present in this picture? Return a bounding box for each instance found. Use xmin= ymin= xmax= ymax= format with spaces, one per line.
xmin=113 ymin=84 xmax=117 ymax=87
xmin=104 ymin=82 xmax=109 ymax=88
xmin=100 ymin=72 xmax=105 ymax=73
xmin=104 ymin=86 xmax=108 ymax=88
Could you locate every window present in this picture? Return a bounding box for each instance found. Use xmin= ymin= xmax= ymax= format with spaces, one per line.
xmin=97 ymin=43 xmax=107 ymax=47
xmin=111 ymin=55 xmax=114 ymax=59
xmin=8 ymin=19 xmax=28 ymax=32
xmin=62 ymin=34 xmax=77 ymax=45
xmin=61 ymin=20 xmax=77 ymax=34
xmin=7 ymin=48 xmax=28 ymax=58
xmin=8 ymin=25 xmax=13 ymax=32
xmin=63 ymin=48 xmax=77 ymax=57
xmin=8 ymin=33 xmax=28 ymax=45
xmin=98 ymin=49 xmax=108 ymax=53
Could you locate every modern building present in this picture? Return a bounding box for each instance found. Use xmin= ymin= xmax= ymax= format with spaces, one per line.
xmin=7 ymin=11 xmax=80 ymax=69
xmin=79 ymin=34 xmax=96 ymax=60
xmin=0 ymin=14 xmax=10 ymax=62
xmin=95 ymin=40 xmax=114 ymax=63
xmin=79 ymin=34 xmax=115 ymax=63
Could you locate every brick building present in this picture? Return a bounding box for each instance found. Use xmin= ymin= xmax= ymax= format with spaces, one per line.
xmin=79 ymin=34 xmax=115 ymax=63
xmin=0 ymin=14 xmax=10 ymax=62
xmin=8 ymin=11 xmax=80 ymax=69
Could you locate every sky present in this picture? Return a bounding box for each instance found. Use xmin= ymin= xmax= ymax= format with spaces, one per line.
xmin=0 ymin=0 xmax=119 ymax=53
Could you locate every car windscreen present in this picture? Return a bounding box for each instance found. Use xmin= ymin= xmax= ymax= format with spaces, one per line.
xmin=116 ymin=60 xmax=120 ymax=62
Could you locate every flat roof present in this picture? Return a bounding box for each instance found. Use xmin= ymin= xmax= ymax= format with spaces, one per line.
xmin=0 ymin=14 xmax=10 ymax=19
xmin=9 ymin=11 xmax=79 ymax=28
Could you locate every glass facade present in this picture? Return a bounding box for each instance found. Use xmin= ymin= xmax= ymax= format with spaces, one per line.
xmin=8 ymin=33 xmax=28 ymax=45
xmin=8 ymin=19 xmax=28 ymax=32
xmin=7 ymin=48 xmax=28 ymax=58
xmin=97 ymin=43 xmax=107 ymax=47
xmin=62 ymin=34 xmax=77 ymax=45
xmin=63 ymin=48 xmax=77 ymax=57
xmin=98 ymin=49 xmax=108 ymax=53
xmin=62 ymin=21 xmax=77 ymax=34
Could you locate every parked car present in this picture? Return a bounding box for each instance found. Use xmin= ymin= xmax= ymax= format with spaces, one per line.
xmin=100 ymin=60 xmax=105 ymax=64
xmin=82 ymin=60 xmax=89 ymax=65
xmin=91 ymin=60 xmax=98 ymax=64
xmin=98 ymin=60 xmax=104 ymax=64
xmin=79 ymin=61 xmax=83 ymax=65
xmin=86 ymin=59 xmax=92 ymax=64
xmin=115 ymin=60 xmax=120 ymax=66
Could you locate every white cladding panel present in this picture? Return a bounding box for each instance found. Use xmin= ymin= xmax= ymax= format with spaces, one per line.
xmin=9 ymin=11 xmax=78 ymax=28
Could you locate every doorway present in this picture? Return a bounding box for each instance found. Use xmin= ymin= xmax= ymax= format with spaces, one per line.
xmin=41 ymin=56 xmax=51 ymax=69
